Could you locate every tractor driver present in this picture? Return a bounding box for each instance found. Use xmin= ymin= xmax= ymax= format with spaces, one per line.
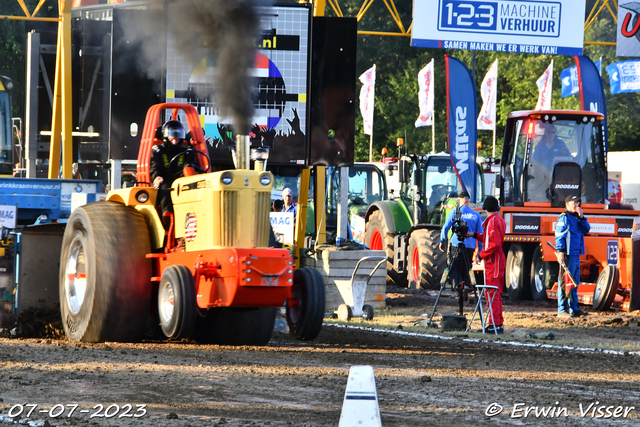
xmin=531 ymin=123 xmax=571 ymax=167
xmin=150 ymin=120 xmax=194 ymax=222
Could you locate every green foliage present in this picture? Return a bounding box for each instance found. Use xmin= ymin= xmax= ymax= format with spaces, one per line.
xmin=0 ymin=1 xmax=57 ymax=117
xmin=331 ymin=0 xmax=638 ymax=161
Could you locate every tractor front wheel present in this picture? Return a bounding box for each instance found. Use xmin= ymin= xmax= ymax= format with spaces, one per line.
xmin=506 ymin=243 xmax=532 ymax=301
xmin=59 ymin=202 xmax=152 ymax=342
xmin=286 ymin=267 xmax=325 ymax=340
xmin=364 ymin=210 xmax=406 ymax=287
xmin=593 ymin=265 xmax=619 ymax=311
xmin=407 ymin=229 xmax=446 ymax=290
xmin=530 ymin=246 xmax=557 ymax=301
xmin=158 ymin=265 xmax=196 ymax=339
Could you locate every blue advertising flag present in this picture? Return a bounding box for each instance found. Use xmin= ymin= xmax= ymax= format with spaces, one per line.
xmin=575 ymin=55 xmax=607 ymax=151
xmin=560 ymin=65 xmax=579 ymax=98
xmin=606 ymin=60 xmax=640 ymax=95
xmin=445 ymin=55 xmax=477 ymax=202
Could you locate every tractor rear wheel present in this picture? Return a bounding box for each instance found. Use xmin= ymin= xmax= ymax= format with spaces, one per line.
xmin=593 ymin=265 xmax=619 ymax=311
xmin=158 ymin=265 xmax=196 ymax=339
xmin=59 ymin=202 xmax=152 ymax=342
xmin=530 ymin=246 xmax=557 ymax=301
xmin=407 ymin=229 xmax=446 ymax=290
xmin=364 ymin=210 xmax=406 ymax=287
xmin=506 ymin=243 xmax=532 ymax=301
xmin=192 ymin=307 xmax=277 ymax=345
xmin=286 ymin=267 xmax=325 ymax=340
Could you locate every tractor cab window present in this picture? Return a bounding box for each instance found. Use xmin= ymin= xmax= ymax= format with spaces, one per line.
xmin=351 ymin=166 xmax=385 ymax=205
xmin=424 ymin=159 xmax=461 ymax=207
xmin=525 ymin=118 xmax=605 ymax=204
xmin=504 ymin=119 xmax=527 ymax=204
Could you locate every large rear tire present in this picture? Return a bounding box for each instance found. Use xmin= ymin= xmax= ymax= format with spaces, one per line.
xmin=506 ymin=243 xmax=532 ymax=301
xmin=286 ymin=267 xmax=325 ymax=340
xmin=530 ymin=246 xmax=557 ymax=301
xmin=59 ymin=202 xmax=152 ymax=342
xmin=158 ymin=265 xmax=196 ymax=339
xmin=593 ymin=265 xmax=619 ymax=311
xmin=192 ymin=307 xmax=277 ymax=346
xmin=364 ymin=210 xmax=406 ymax=287
xmin=407 ymin=229 xmax=446 ymax=290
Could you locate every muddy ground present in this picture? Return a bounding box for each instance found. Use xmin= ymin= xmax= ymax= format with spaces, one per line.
xmin=2 ymin=290 xmax=640 ymax=427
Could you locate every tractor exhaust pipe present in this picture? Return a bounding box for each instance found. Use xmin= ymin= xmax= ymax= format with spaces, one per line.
xmin=235 ymin=135 xmax=251 ymax=170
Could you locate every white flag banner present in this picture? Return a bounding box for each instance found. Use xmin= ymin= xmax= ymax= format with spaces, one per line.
xmin=477 ymin=59 xmax=498 ymax=130
xmin=359 ymin=65 xmax=376 ymax=135
xmin=535 ymin=60 xmax=554 ymax=110
xmin=415 ymin=59 xmax=434 ymax=127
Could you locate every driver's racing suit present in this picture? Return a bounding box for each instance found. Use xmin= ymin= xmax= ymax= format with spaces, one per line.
xmin=150 ymin=142 xmax=192 ymax=216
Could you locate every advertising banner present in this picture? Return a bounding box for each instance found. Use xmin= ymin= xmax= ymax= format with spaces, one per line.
xmin=415 ymin=59 xmax=435 ymax=127
xmin=477 ymin=59 xmax=498 ymax=130
xmin=606 ymin=60 xmax=640 ymax=94
xmin=575 ymin=55 xmax=608 ymax=151
xmin=445 ymin=55 xmax=478 ymax=202
xmin=270 ymin=212 xmax=295 ymax=246
xmin=561 ymin=60 xmax=600 ymax=98
xmin=412 ymin=0 xmax=585 ymax=55
xmin=561 ymin=64 xmax=579 ymax=98
xmin=359 ymin=65 xmax=376 ymax=135
xmin=535 ymin=60 xmax=553 ymax=110
xmin=0 ymin=206 xmax=16 ymax=229
xmin=617 ymin=0 xmax=640 ymax=57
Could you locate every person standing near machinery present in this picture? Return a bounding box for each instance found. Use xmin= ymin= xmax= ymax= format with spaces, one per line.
xmin=439 ymin=191 xmax=483 ymax=291
xmin=556 ymin=195 xmax=591 ymax=318
xmin=471 ymin=196 xmax=506 ymax=334
xmin=282 ymin=187 xmax=297 ymax=219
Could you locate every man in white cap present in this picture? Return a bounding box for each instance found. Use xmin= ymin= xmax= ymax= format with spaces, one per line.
xmin=282 ymin=187 xmax=297 ymax=219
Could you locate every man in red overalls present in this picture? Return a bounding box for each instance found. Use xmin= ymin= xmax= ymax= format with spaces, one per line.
xmin=472 ymin=196 xmax=506 ymax=334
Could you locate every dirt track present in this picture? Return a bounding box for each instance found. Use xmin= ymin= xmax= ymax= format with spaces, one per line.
xmin=2 ymin=291 xmax=640 ymax=427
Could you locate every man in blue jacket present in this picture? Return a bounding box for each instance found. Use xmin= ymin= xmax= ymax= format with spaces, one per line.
xmin=555 ymin=194 xmax=590 ymax=318
xmin=439 ymin=191 xmax=483 ymax=291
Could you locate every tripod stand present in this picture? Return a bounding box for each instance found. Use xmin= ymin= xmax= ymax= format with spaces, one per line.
xmin=427 ymin=239 xmax=477 ymax=326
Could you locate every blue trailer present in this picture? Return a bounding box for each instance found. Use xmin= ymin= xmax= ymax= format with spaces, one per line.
xmin=0 ymin=178 xmax=102 ymax=326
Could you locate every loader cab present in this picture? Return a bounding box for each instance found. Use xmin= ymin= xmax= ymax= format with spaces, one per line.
xmin=500 ymin=111 xmax=606 ymax=207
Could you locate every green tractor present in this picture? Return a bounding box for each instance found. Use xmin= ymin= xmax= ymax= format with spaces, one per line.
xmin=363 ymin=154 xmax=484 ymax=289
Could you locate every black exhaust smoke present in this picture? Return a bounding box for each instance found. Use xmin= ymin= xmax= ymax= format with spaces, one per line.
xmin=169 ymin=0 xmax=268 ymax=136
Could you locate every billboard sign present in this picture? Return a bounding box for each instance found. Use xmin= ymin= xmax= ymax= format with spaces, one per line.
xmin=166 ymin=4 xmax=311 ymax=166
xmin=412 ymin=0 xmax=585 ymax=55
xmin=617 ymin=0 xmax=640 ymax=57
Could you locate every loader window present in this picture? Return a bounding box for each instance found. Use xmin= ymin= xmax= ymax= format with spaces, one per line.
xmin=505 ymin=119 xmax=526 ymax=204
xmin=526 ymin=118 xmax=605 ymax=203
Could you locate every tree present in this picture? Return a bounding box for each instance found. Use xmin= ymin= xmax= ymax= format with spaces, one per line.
xmin=0 ymin=1 xmax=57 ymax=118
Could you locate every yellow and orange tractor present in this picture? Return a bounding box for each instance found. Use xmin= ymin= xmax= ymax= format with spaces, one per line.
xmin=59 ymin=103 xmax=324 ymax=344
xmin=498 ymin=110 xmax=640 ymax=311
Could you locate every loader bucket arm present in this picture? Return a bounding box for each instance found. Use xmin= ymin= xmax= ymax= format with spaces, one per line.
xmin=136 ymin=103 xmax=209 ymax=187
